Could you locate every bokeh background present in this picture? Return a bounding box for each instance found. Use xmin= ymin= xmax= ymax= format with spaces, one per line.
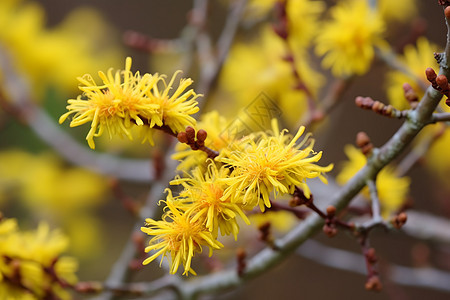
xmin=1 ymin=0 xmax=450 ymax=299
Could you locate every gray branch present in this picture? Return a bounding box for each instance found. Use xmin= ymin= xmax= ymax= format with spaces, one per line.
xmin=298 ymin=240 xmax=450 ymax=293
xmin=0 ymin=46 xmax=154 ymax=183
xmin=114 ymin=7 xmax=450 ymax=298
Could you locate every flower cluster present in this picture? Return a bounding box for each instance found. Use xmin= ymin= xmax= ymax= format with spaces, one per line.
xmin=0 ymin=215 xmax=78 ymax=299
xmin=217 ymin=120 xmax=333 ymax=212
xmin=141 ymin=120 xmax=332 ymax=275
xmin=59 ymin=57 xmax=201 ymax=149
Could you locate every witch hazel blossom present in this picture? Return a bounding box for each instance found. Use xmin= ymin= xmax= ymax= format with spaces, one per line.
xmin=59 ymin=57 xmax=200 ymax=149
xmin=58 ymin=59 xmax=334 ymax=277
xmin=217 ymin=119 xmax=333 ymax=212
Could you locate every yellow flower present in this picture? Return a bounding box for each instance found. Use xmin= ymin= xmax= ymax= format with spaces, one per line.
xmin=141 ymin=194 xmax=223 ymax=276
xmin=219 ymin=25 xmax=323 ymax=127
xmin=249 ymin=210 xmax=297 ymax=233
xmin=386 ymin=37 xmax=440 ymax=110
xmin=286 ymin=0 xmax=325 ymax=49
xmin=218 ymin=119 xmax=333 ymax=212
xmin=0 ymin=216 xmax=77 ymax=299
xmin=59 ymin=57 xmax=160 ymax=149
xmin=336 ymin=145 xmax=410 ymax=217
xmin=145 ymin=70 xmax=201 ymax=135
xmin=315 ymin=0 xmax=385 ymax=77
xmin=0 ymin=149 xmax=107 ymax=259
xmin=171 ymin=162 xmax=250 ymax=240
xmin=60 ymin=57 xmax=201 ymax=149
xmin=0 ymin=1 xmax=121 ymax=99
xmin=245 ymin=0 xmax=324 ymax=46
xmin=378 ymin=0 xmax=417 ymax=23
xmin=0 ymin=149 xmax=107 ymax=212
xmin=421 ymin=125 xmax=450 ymax=186
xmin=245 ymin=0 xmax=276 ymax=20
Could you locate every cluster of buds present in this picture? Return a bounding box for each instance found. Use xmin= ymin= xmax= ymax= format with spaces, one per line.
xmin=323 ymin=206 xmax=338 ymax=238
xmin=290 ymin=187 xmax=314 ymax=207
xmin=402 ymin=83 xmax=419 ymax=109
xmin=391 ymin=212 xmax=408 ymax=229
xmin=177 ymin=126 xmax=218 ymax=158
xmin=438 ymin=0 xmax=450 ymax=7
xmin=356 ymin=131 xmax=374 ymax=156
xmin=426 ymin=67 xmax=450 ymax=106
xmin=364 ymin=248 xmax=382 ymax=291
xmin=355 ymin=96 xmax=405 ymax=118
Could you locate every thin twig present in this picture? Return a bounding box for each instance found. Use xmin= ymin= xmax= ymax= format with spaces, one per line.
xmin=197 ymin=0 xmax=248 ymax=101
xmin=298 ymin=240 xmax=450 ymax=293
xmin=375 ymin=47 xmax=429 ymax=91
xmin=431 ymin=112 xmax=450 ymax=122
xmin=94 ymin=156 xmax=178 ymax=300
xmin=366 ymin=179 xmax=382 ymax=223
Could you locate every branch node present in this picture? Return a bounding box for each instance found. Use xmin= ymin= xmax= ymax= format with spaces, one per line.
xmin=355 ymin=96 xmax=404 ymax=118
xmin=365 ymin=276 xmax=383 ymax=292
xmin=177 ymin=126 xmax=219 ymax=158
xmin=391 ymin=212 xmax=408 ymax=229
xmin=403 ymin=83 xmax=419 ymax=109
xmin=356 ymin=132 xmax=373 ymax=156
xmin=258 ymin=221 xmax=278 ymax=250
xmin=236 ymin=248 xmax=247 ymax=277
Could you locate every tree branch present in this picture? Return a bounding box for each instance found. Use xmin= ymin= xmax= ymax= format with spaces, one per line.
xmin=0 ymin=46 xmax=155 ymax=183
xmin=298 ymin=240 xmax=450 ymax=293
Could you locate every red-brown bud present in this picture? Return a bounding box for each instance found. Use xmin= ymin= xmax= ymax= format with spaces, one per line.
xmin=365 ymin=276 xmax=383 ymax=291
xmin=326 ymin=205 xmax=336 ymax=217
xmin=185 ymin=126 xmax=196 ymax=141
xmin=436 ymin=74 xmax=449 ymax=90
xmin=425 ymin=68 xmax=437 ymax=83
xmin=196 ymin=129 xmax=207 ymax=142
xmin=366 ymin=248 xmax=377 ymax=264
xmin=445 ymin=6 xmax=450 ymax=19
xmin=177 ymin=131 xmax=188 ymax=144
xmin=356 ymin=132 xmax=373 ymax=156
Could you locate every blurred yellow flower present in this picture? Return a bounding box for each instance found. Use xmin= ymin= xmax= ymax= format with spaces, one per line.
xmin=378 ymin=0 xmax=417 ymax=23
xmin=0 ymin=1 xmax=121 ymax=99
xmin=315 ymin=0 xmax=385 ymax=77
xmin=421 ymin=125 xmax=450 ymax=186
xmin=249 ymin=210 xmax=297 ymax=233
xmin=386 ymin=37 xmax=440 ymax=110
xmin=141 ymin=195 xmax=223 ymax=276
xmin=246 ymin=0 xmax=324 ymax=46
xmin=336 ymin=145 xmax=410 ymax=217
xmin=220 ymin=26 xmax=323 ymax=126
xmin=286 ymin=0 xmax=325 ymax=50
xmin=0 ymin=149 xmax=107 ymax=212
xmin=0 ymin=216 xmax=77 ymax=299
xmin=0 ymin=149 xmax=107 ymax=259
